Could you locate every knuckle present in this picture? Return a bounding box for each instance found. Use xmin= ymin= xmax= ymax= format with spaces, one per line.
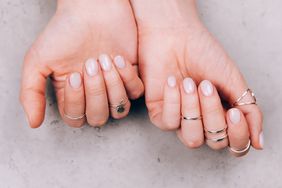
xmin=87 ymin=86 xmax=106 ymax=97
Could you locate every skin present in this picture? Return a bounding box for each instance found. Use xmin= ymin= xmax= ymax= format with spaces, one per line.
xmin=20 ymin=0 xmax=144 ymax=128
xmin=20 ymin=0 xmax=263 ymax=156
xmin=129 ymin=0 xmax=263 ymax=153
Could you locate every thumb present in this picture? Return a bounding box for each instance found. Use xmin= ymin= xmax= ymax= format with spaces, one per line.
xmin=20 ymin=48 xmax=51 ymax=128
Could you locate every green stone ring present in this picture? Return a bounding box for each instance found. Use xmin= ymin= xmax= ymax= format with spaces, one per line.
xmin=110 ymin=98 xmax=129 ymax=114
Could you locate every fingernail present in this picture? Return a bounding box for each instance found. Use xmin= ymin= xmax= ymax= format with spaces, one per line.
xmin=229 ymin=108 xmax=241 ymax=124
xmin=69 ymin=72 xmax=81 ymax=89
xmin=114 ymin=55 xmax=126 ymax=69
xmin=99 ymin=54 xmax=112 ymax=71
xmin=85 ymin=58 xmax=98 ymax=76
xmin=200 ymin=80 xmax=213 ymax=96
xmin=167 ymin=76 xmax=176 ymax=88
xmin=259 ymin=132 xmax=264 ymax=149
xmin=183 ymin=77 xmax=195 ymax=94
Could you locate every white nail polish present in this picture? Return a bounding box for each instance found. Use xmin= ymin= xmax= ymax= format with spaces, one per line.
xmin=85 ymin=58 xmax=98 ymax=76
xmin=183 ymin=78 xmax=195 ymax=94
xmin=114 ymin=55 xmax=126 ymax=69
xmin=99 ymin=54 xmax=112 ymax=71
xmin=259 ymin=132 xmax=264 ymax=149
xmin=69 ymin=72 xmax=81 ymax=89
xmin=229 ymin=108 xmax=241 ymax=124
xmin=167 ymin=76 xmax=176 ymax=88
xmin=200 ymin=80 xmax=213 ymax=96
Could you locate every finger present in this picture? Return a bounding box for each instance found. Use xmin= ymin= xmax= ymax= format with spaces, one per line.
xmin=161 ymin=76 xmax=181 ymax=130
xmin=99 ymin=54 xmax=130 ymax=119
xmin=180 ymin=78 xmax=204 ymax=148
xmin=227 ymin=108 xmax=251 ymax=157
xmin=63 ymin=72 xmax=86 ymax=127
xmin=20 ymin=48 xmax=51 ymax=128
xmin=204 ymin=64 xmax=263 ymax=150
xmin=84 ymin=58 xmax=109 ymax=127
xmin=113 ymin=55 xmax=144 ymax=100
xmin=199 ymin=80 xmax=228 ymax=150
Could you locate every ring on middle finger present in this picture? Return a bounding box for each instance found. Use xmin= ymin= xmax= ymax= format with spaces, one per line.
xmin=205 ymin=127 xmax=227 ymax=134
xmin=206 ymin=133 xmax=228 ymax=142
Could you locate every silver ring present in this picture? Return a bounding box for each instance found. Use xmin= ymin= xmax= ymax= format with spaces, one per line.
xmin=110 ymin=98 xmax=129 ymax=114
xmin=205 ymin=127 xmax=227 ymax=134
xmin=64 ymin=113 xmax=86 ymax=120
xmin=183 ymin=115 xmax=202 ymax=121
xmin=229 ymin=140 xmax=251 ymax=154
xmin=206 ymin=134 xmax=228 ymax=142
xmin=233 ymin=88 xmax=257 ymax=107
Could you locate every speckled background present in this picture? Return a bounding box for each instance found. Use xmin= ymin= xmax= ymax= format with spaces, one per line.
xmin=0 ymin=0 xmax=281 ymax=187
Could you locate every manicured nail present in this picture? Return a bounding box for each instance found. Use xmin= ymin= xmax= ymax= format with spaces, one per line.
xmin=69 ymin=72 xmax=81 ymax=89
xmin=183 ymin=77 xmax=195 ymax=94
xmin=167 ymin=76 xmax=176 ymax=88
xmin=259 ymin=132 xmax=264 ymax=149
xmin=114 ymin=55 xmax=126 ymax=69
xmin=85 ymin=58 xmax=98 ymax=76
xmin=99 ymin=54 xmax=112 ymax=71
xmin=200 ymin=80 xmax=213 ymax=96
xmin=229 ymin=108 xmax=241 ymax=124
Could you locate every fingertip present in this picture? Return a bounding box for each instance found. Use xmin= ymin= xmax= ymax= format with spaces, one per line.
xmin=21 ymin=98 xmax=45 ymax=128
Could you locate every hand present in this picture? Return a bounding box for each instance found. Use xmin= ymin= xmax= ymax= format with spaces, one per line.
xmin=130 ymin=0 xmax=263 ymax=154
xmin=20 ymin=0 xmax=141 ymax=128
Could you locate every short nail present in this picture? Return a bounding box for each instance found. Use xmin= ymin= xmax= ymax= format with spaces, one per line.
xmin=259 ymin=132 xmax=264 ymax=149
xmin=200 ymin=80 xmax=213 ymax=96
xmin=99 ymin=54 xmax=112 ymax=71
xmin=167 ymin=76 xmax=176 ymax=88
xmin=69 ymin=72 xmax=81 ymax=89
xmin=114 ymin=55 xmax=126 ymax=69
xmin=85 ymin=58 xmax=98 ymax=76
xmin=229 ymin=108 xmax=241 ymax=124
xmin=183 ymin=78 xmax=195 ymax=94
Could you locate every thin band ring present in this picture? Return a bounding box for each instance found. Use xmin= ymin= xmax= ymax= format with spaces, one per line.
xmin=183 ymin=115 xmax=202 ymax=121
xmin=233 ymin=88 xmax=257 ymax=107
xmin=64 ymin=113 xmax=86 ymax=120
xmin=110 ymin=98 xmax=129 ymax=114
xmin=206 ymin=134 xmax=228 ymax=142
xmin=229 ymin=140 xmax=251 ymax=154
xmin=205 ymin=127 xmax=227 ymax=134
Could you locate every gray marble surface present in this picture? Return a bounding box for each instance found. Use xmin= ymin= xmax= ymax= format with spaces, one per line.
xmin=0 ymin=0 xmax=281 ymax=187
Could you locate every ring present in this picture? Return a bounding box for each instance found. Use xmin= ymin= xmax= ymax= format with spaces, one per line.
xmin=182 ymin=115 xmax=202 ymax=121
xmin=229 ymin=140 xmax=251 ymax=154
xmin=206 ymin=134 xmax=228 ymax=142
xmin=110 ymin=98 xmax=129 ymax=114
xmin=64 ymin=113 xmax=86 ymax=120
xmin=205 ymin=127 xmax=227 ymax=134
xmin=233 ymin=88 xmax=257 ymax=107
